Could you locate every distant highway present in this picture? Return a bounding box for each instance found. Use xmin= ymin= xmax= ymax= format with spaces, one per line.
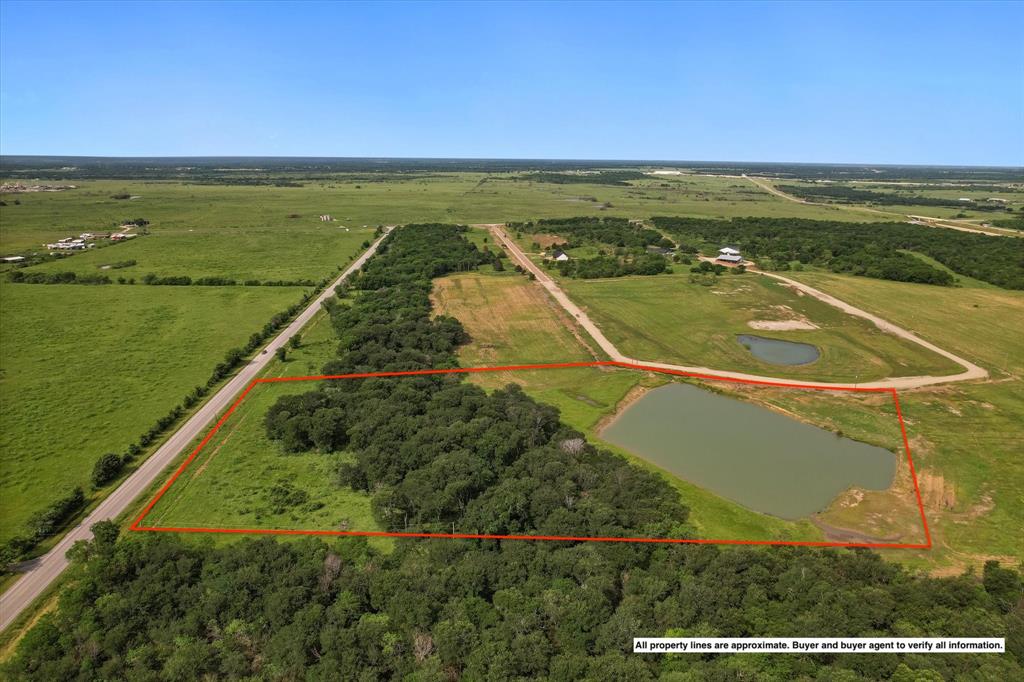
xmin=0 ymin=228 xmax=393 ymax=633
xmin=486 ymin=224 xmax=987 ymax=390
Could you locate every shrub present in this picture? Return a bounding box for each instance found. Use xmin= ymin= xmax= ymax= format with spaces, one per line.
xmin=91 ymin=453 xmax=124 ymax=488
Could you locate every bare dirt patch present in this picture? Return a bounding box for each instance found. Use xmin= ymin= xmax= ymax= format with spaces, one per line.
xmin=748 ymin=319 xmax=819 ymax=331
xmin=530 ymin=233 xmax=567 ymax=249
xmin=595 ymin=384 xmax=651 ymax=433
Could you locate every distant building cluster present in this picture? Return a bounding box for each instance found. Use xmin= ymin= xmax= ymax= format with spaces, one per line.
xmin=0 ymin=182 xmax=77 ymax=193
xmin=44 ymin=229 xmax=136 ymax=251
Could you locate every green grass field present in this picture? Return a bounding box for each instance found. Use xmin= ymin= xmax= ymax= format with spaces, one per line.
xmin=782 ymin=271 xmax=1024 ymax=570
xmin=0 ymin=173 xmax=896 ymax=256
xmin=141 ymin=378 xmax=388 ymax=549
xmin=138 ymin=308 xmax=388 ymax=549
xmin=3 ymin=175 xmax=1021 ymax=573
xmin=0 ymin=283 xmax=304 ymax=542
xmin=19 ymin=225 xmax=375 ymax=282
xmin=430 ymin=268 xmax=823 ymax=542
xmin=561 ymin=271 xmax=963 ymax=382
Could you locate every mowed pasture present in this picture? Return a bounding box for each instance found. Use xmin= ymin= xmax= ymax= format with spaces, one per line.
xmin=0 ymin=173 xmax=890 ymax=256
xmin=141 ymin=347 xmax=390 ymax=550
xmin=0 ymin=283 xmax=303 ymax=542
xmin=19 ymin=225 xmax=376 ymax=282
xmin=783 ymin=271 xmax=1024 ymax=570
xmin=429 ymin=268 xmax=822 ymax=543
xmin=561 ymin=272 xmax=963 ymax=382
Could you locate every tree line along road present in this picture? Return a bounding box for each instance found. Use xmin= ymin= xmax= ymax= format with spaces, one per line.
xmin=0 ymin=228 xmax=393 ymax=633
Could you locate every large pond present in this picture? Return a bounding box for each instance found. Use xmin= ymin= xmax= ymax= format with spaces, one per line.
xmin=737 ymin=334 xmax=820 ymax=366
xmin=601 ymin=383 xmax=896 ymax=519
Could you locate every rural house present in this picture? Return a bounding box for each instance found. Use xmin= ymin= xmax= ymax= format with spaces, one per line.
xmin=716 ymin=247 xmax=743 ymax=264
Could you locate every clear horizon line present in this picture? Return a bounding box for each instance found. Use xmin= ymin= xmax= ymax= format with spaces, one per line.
xmin=1 ymin=154 xmax=1021 ymax=170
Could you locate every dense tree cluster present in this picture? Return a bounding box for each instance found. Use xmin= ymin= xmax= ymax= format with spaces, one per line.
xmin=555 ymin=253 xmax=669 ymax=279
xmin=355 ymin=223 xmax=489 ymax=290
xmin=516 ymin=171 xmax=649 ymax=186
xmin=7 ymin=517 xmax=1021 ymax=679
xmin=653 ymin=216 xmax=1024 ymax=289
xmin=778 ymin=184 xmax=1009 ymax=211
xmin=517 ymin=217 xmax=669 ymax=250
xmin=994 ymin=215 xmax=1024 ymax=231
xmin=512 ymin=218 xmax=674 ymax=279
xmin=7 ymin=224 xmax=1021 ymax=680
xmin=8 ymin=270 xmax=111 ymax=284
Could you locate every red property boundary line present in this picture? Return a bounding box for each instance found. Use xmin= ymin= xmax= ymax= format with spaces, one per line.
xmin=130 ymin=361 xmax=933 ymax=550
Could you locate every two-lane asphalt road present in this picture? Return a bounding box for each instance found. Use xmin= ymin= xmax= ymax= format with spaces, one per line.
xmin=0 ymin=227 xmax=392 ymax=633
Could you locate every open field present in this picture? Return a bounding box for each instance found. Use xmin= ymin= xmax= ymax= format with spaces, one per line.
xmin=431 ymin=270 xmax=603 ymax=365
xmin=0 ymin=174 xmax=896 ymax=255
xmin=142 ymin=376 xmax=389 ymax=551
xmin=560 ymin=271 xmax=964 ymax=382
xmin=430 ymin=268 xmax=824 ymax=542
xmin=18 ymin=225 xmax=375 ymax=282
xmin=0 ymin=283 xmax=304 ymax=542
xmin=780 ymin=271 xmax=1024 ymax=570
xmin=428 ymin=262 xmax=1023 ymax=567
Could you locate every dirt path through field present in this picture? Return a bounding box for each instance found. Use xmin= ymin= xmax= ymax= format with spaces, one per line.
xmin=486 ymin=224 xmax=987 ymax=390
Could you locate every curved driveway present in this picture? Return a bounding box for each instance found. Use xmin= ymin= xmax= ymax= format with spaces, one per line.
xmin=486 ymin=224 xmax=987 ymax=390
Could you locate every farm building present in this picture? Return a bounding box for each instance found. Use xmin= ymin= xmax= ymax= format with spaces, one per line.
xmin=320 ymin=214 xmax=333 ymax=221
xmin=552 ymin=249 xmax=570 ymax=262
xmin=716 ymin=247 xmax=743 ymax=264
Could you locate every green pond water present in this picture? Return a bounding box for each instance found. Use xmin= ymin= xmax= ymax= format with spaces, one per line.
xmin=600 ymin=383 xmax=896 ymax=519
xmin=737 ymin=334 xmax=820 ymax=366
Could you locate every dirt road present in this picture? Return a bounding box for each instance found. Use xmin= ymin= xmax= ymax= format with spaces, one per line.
xmin=0 ymin=228 xmax=393 ymax=633
xmin=487 ymin=224 xmax=987 ymax=390
xmin=742 ymin=175 xmax=1018 ymax=237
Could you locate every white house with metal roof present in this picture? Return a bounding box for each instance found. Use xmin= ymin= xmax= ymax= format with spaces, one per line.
xmin=716 ymin=247 xmax=743 ymax=264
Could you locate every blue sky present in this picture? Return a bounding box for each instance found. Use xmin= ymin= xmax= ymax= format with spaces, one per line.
xmin=1 ymin=1 xmax=1021 ymax=165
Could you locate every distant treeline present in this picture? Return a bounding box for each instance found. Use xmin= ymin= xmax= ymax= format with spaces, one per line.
xmin=7 ymin=223 xmax=1021 ymax=681
xmin=8 ymin=271 xmax=325 ymax=287
xmin=778 ymin=184 xmax=1009 ymax=211
xmin=687 ymin=163 xmax=1024 ymax=182
xmin=653 ymin=216 xmax=1024 ymax=289
xmin=515 ymin=217 xmax=670 ymax=249
xmin=556 ymin=253 xmax=669 ymax=279
xmin=516 ymin=171 xmax=648 ymax=186
xmin=185 ymin=178 xmax=305 ymax=187
xmin=3 ymin=156 xmax=1020 ymax=182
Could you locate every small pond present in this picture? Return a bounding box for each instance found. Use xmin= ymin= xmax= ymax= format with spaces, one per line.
xmin=737 ymin=334 xmax=820 ymax=366
xmin=601 ymin=383 xmax=896 ymax=519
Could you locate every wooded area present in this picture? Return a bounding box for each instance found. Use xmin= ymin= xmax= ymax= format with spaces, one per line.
xmin=6 ymin=225 xmax=1020 ymax=681
xmin=777 ymin=184 xmax=1010 ymax=211
xmin=653 ymin=216 xmax=1024 ymax=289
